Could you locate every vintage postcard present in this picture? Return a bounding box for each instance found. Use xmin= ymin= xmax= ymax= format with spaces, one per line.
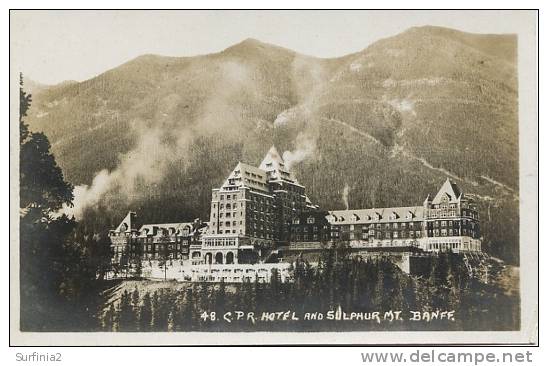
xmin=9 ymin=10 xmax=538 ymax=345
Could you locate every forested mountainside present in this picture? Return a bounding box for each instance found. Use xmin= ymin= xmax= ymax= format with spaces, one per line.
xmin=25 ymin=26 xmax=519 ymax=263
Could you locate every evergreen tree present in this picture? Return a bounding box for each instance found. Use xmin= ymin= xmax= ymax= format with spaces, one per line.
xmin=151 ymin=291 xmax=164 ymax=331
xmin=18 ymin=74 xmax=100 ymax=331
xmin=131 ymin=288 xmax=140 ymax=328
xmin=139 ymin=292 xmax=152 ymax=331
xmin=180 ymin=288 xmax=195 ymax=331
xmin=118 ymin=290 xmax=136 ymax=331
xmin=167 ymin=310 xmax=175 ymax=332
xmin=240 ymin=278 xmax=255 ymax=312
xmin=215 ymin=280 xmax=227 ymax=316
xmin=103 ymin=303 xmax=116 ymax=331
xmin=429 ymin=253 xmax=451 ymax=309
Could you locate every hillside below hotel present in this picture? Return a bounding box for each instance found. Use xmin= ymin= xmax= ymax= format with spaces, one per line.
xmin=109 ymin=146 xmax=484 ymax=282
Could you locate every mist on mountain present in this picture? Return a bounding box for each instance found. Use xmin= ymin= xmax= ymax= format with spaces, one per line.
xmin=24 ymin=26 xmax=519 ymax=263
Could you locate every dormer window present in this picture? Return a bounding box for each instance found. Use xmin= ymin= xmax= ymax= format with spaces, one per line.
xmin=293 ymin=218 xmax=300 ymax=225
xmin=307 ymin=217 xmax=315 ymax=224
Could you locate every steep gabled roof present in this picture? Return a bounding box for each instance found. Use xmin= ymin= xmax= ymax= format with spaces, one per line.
xmin=432 ymin=178 xmax=462 ymax=204
xmin=115 ymin=211 xmax=137 ymax=232
xmin=258 ymin=145 xmax=295 ymax=182
xmin=220 ymin=162 xmax=270 ymax=193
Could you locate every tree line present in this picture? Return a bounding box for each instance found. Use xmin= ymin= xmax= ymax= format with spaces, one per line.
xmin=19 ymin=75 xmax=112 ymax=331
xmin=101 ymin=247 xmax=518 ymax=332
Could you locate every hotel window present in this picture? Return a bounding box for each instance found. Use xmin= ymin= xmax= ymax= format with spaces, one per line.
xmin=441 ymin=221 xmax=447 ymax=227
xmin=393 ymin=223 xmax=398 ymax=229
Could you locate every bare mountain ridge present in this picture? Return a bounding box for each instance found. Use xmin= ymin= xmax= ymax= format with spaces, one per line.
xmin=24 ymin=26 xmax=519 ymax=263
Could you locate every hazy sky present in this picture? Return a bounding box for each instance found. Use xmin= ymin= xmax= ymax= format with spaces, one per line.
xmin=10 ymin=10 xmax=533 ymax=85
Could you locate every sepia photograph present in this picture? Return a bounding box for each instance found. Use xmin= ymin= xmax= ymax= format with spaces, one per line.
xmin=9 ymin=9 xmax=538 ymax=346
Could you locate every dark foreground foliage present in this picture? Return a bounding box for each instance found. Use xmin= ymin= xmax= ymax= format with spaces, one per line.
xmin=101 ymin=249 xmax=519 ymax=332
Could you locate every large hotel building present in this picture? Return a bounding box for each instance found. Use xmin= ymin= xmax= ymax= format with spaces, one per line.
xmin=198 ymin=146 xmax=317 ymax=265
xmin=109 ymin=146 xmax=481 ymax=277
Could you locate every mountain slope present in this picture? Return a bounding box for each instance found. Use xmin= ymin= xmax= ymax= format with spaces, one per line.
xmin=24 ymin=26 xmax=520 ymax=264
